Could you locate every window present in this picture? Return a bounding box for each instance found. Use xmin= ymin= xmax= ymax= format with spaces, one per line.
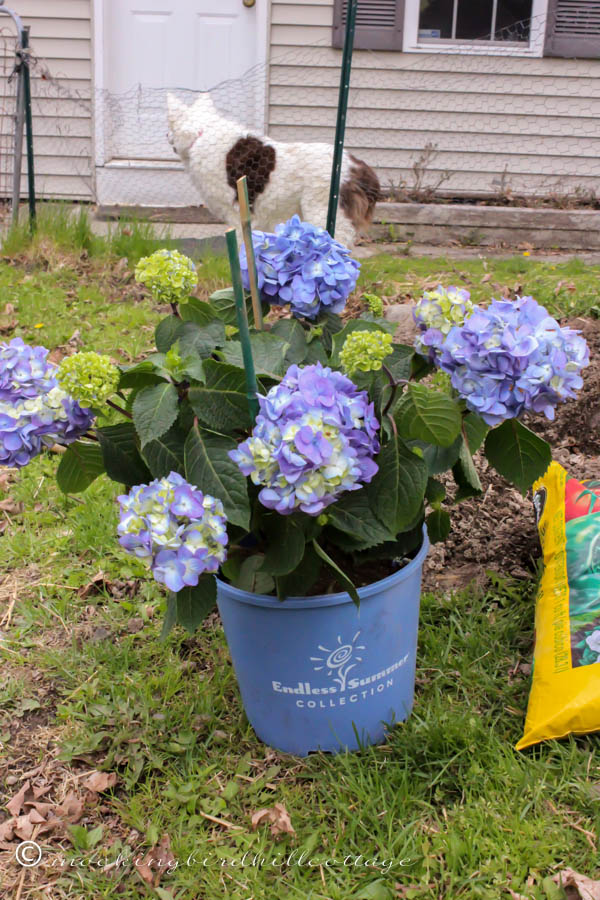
xmin=332 ymin=0 xmax=600 ymax=57
xmin=404 ymin=0 xmax=550 ymax=54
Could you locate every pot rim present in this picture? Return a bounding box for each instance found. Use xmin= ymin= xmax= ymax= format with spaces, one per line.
xmin=216 ymin=524 xmax=430 ymax=609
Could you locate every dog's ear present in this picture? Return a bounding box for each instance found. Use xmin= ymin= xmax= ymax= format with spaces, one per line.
xmin=166 ymin=93 xmax=188 ymax=130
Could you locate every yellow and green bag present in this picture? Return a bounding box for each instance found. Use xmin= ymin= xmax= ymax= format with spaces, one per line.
xmin=516 ymin=461 xmax=600 ymax=751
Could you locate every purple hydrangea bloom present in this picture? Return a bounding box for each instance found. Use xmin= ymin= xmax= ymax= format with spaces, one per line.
xmin=117 ymin=472 xmax=228 ymax=593
xmin=228 ymin=362 xmax=380 ymax=516
xmin=0 ymin=339 xmax=95 ymax=468
xmin=413 ymin=286 xmax=474 ymax=363
xmin=239 ymin=215 xmax=360 ymax=320
xmin=436 ymin=295 xmax=589 ymax=426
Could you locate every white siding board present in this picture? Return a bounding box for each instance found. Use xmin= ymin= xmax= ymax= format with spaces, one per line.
xmin=272 ymin=5 xmax=334 ymax=26
xmin=0 ymin=0 xmax=94 ymax=199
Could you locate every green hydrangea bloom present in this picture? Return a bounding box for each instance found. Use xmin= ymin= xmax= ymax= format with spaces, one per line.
xmin=57 ymin=352 xmax=120 ymax=406
xmin=339 ymin=330 xmax=393 ymax=376
xmin=430 ymin=370 xmax=453 ymax=395
xmin=134 ymin=249 xmax=198 ymax=303
xmin=363 ymin=293 xmax=384 ymax=317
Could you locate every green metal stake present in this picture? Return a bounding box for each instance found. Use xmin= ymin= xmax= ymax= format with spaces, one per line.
xmin=326 ymin=0 xmax=357 ymax=238
xmin=21 ymin=26 xmax=36 ymax=233
xmin=225 ymin=228 xmax=259 ymax=423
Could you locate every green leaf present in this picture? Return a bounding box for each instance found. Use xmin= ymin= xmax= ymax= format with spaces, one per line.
xmin=56 ymin=441 xmax=105 ymax=494
xmin=353 ymin=879 xmax=395 ymax=900
xmin=464 ymin=412 xmax=489 ymax=453
xmin=484 ymin=419 xmax=551 ymax=495
xmin=132 ymin=382 xmax=179 ymax=448
xmin=179 ymin=297 xmax=220 ymax=326
xmin=269 ymin=318 xmax=308 ymax=365
xmin=275 ymin=544 xmax=322 ymax=600
xmin=426 ymin=508 xmax=451 ymax=543
xmin=236 ymin=555 xmax=275 ymax=594
xmin=330 ymin=319 xmax=391 ymax=367
xmin=177 ymin=320 xmax=227 ymax=357
xmin=96 ymin=423 xmax=152 ymax=486
xmin=155 ymin=316 xmax=183 ymax=353
xmin=119 ymin=360 xmax=166 ymax=390
xmin=452 ymin=438 xmax=483 ymax=501
xmin=395 ymin=384 xmax=462 ymax=448
xmin=328 ymin=490 xmax=395 ymax=548
xmin=188 ymin=360 xmax=254 ymax=433
xmin=384 ymin=343 xmax=415 ymax=382
xmin=141 ymin=425 xmax=186 ymax=477
xmin=367 ymin=436 xmax=428 ymax=534
xmin=184 ymin=423 xmax=250 ymax=529
xmin=176 ymin=575 xmax=217 ymax=634
xmin=312 ymin=539 xmax=360 ymax=605
xmin=419 ymin=434 xmax=462 ymax=475
xmin=209 ymin=287 xmax=268 ymax=328
xmin=221 ymin=332 xmax=290 ymax=378
xmin=425 ymin=477 xmax=446 ymax=506
xmin=160 ymin=595 xmax=177 ymax=641
xmin=260 ymin=518 xmax=306 ymax=576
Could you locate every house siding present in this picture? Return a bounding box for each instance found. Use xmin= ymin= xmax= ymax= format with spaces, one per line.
xmin=0 ymin=0 xmax=93 ymax=200
xmin=268 ymin=0 xmax=600 ymax=198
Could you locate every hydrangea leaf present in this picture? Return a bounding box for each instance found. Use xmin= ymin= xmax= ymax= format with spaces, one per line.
xmin=179 ymin=297 xmax=220 ymax=326
xmin=175 ymin=575 xmax=217 ymax=634
xmin=274 ymin=544 xmax=322 ymax=600
xmin=464 ymin=412 xmax=489 ymax=453
xmin=394 ymin=384 xmax=462 ymax=448
xmin=96 ymin=423 xmax=152 ymax=486
xmin=418 ymin=434 xmax=462 ymax=475
xmin=235 ymin=554 xmax=275 ymax=594
xmin=327 ymin=491 xmax=396 ymax=548
xmin=141 ymin=425 xmax=186 ymax=478
xmin=184 ymin=423 xmax=250 ymax=530
xmin=269 ymin=318 xmax=309 ymax=365
xmin=188 ymin=360 xmax=254 ymax=433
xmin=155 ymin=316 xmax=183 ymax=353
xmin=260 ymin=518 xmax=305 ymax=576
xmin=132 ymin=382 xmax=179 ymax=448
xmin=56 ymin=441 xmax=105 ymax=494
xmin=119 ymin=360 xmax=167 ymax=390
xmin=220 ymin=333 xmax=291 ymax=378
xmin=425 ymin=477 xmax=446 ymax=506
xmin=312 ymin=539 xmax=360 ymax=606
xmin=367 ymin=435 xmax=428 ymax=535
xmin=176 ymin=320 xmax=227 ymax=357
xmin=209 ymin=287 xmax=268 ymax=328
xmin=384 ymin=344 xmax=415 ymax=382
xmin=452 ymin=438 xmax=483 ymax=501
xmin=426 ymin=508 xmax=451 ymax=543
xmin=484 ymin=419 xmax=552 ymax=496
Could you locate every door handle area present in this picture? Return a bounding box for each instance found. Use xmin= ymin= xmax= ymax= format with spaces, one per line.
xmin=243 ymin=0 xmax=256 ymax=7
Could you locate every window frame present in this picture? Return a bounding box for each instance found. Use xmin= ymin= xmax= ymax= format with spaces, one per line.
xmin=402 ymin=0 xmax=550 ymax=56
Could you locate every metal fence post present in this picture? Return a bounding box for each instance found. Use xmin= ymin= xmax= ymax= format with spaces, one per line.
xmin=21 ymin=26 xmax=35 ymax=231
xmin=326 ymin=0 xmax=357 ymax=239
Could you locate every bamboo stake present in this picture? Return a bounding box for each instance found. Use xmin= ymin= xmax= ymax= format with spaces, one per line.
xmin=225 ymin=228 xmax=259 ymax=423
xmin=236 ymin=175 xmax=264 ymax=330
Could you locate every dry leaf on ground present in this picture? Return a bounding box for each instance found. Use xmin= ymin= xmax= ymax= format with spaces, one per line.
xmin=251 ymin=803 xmax=295 ymax=837
xmin=553 ymin=869 xmax=600 ymax=900
xmin=5 ymin=780 xmax=30 ymax=816
xmin=137 ymin=834 xmax=175 ymax=887
xmin=83 ymin=771 xmax=118 ymax=793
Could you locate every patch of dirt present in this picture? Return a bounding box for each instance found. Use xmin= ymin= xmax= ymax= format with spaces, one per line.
xmin=423 ymin=317 xmax=600 ymax=592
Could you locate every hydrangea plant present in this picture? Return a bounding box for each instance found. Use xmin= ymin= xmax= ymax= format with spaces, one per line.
xmin=2 ymin=233 xmax=588 ymax=635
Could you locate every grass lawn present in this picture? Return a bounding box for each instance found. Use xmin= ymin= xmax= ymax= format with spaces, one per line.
xmin=1 ymin=217 xmax=599 ymax=899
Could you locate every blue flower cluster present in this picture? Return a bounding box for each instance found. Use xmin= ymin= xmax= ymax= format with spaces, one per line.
xmin=239 ymin=215 xmax=360 ymax=319
xmin=0 ymin=338 xmax=94 ymax=468
xmin=229 ymin=362 xmax=380 ymax=516
xmin=413 ymin=285 xmax=474 ymax=363
xmin=434 ymin=296 xmax=589 ymax=426
xmin=117 ymin=472 xmax=228 ymax=592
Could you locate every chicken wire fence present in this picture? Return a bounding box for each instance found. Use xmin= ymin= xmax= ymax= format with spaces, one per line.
xmin=1 ymin=6 xmax=600 ymax=223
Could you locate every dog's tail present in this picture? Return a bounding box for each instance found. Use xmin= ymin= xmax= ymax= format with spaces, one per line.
xmin=340 ymin=154 xmax=381 ymax=234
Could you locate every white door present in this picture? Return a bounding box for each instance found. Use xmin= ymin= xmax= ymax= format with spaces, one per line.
xmin=96 ymin=0 xmax=266 ymax=207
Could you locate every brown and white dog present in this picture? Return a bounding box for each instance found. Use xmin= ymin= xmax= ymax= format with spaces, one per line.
xmin=167 ymin=93 xmax=380 ymax=247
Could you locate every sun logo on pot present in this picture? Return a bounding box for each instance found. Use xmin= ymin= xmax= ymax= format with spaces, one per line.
xmin=310 ymin=632 xmax=366 ymax=692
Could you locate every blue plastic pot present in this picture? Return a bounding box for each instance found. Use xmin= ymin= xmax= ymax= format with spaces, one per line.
xmin=216 ymin=526 xmax=429 ymax=755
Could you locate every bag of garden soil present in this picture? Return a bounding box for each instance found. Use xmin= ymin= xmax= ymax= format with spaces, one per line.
xmin=516 ymin=461 xmax=600 ymax=751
